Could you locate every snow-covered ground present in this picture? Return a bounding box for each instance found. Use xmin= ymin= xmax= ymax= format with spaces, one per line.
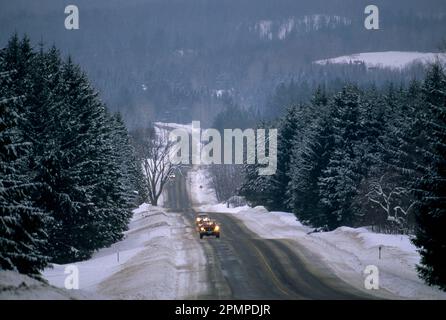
xmin=314 ymin=51 xmax=446 ymax=70
xmin=203 ymin=204 xmax=446 ymax=299
xmin=42 ymin=203 xmax=208 ymax=299
xmin=0 ymin=270 xmax=96 ymax=300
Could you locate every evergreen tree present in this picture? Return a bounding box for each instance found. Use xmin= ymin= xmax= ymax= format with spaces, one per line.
xmin=0 ymin=38 xmax=48 ymax=275
xmin=240 ymin=104 xmax=314 ymax=211
xmin=0 ymin=34 xmax=142 ymax=270
xmin=380 ymin=80 xmax=423 ymax=178
xmin=318 ymin=86 xmax=365 ymax=229
xmin=365 ymin=82 xmax=422 ymax=231
xmin=412 ymin=64 xmax=446 ymax=291
xmin=267 ymin=105 xmax=311 ymax=211
xmin=287 ymin=102 xmax=334 ymax=226
xmin=22 ymin=46 xmax=139 ymax=262
xmin=97 ymin=112 xmax=137 ymax=244
xmin=238 ymin=120 xmax=275 ymax=207
xmin=239 ymin=162 xmax=272 ymax=207
xmin=41 ymin=57 xmax=122 ymax=261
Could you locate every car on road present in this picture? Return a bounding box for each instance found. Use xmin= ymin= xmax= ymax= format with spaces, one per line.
xmin=199 ymin=219 xmax=220 ymax=239
xmin=195 ymin=214 xmax=210 ymax=227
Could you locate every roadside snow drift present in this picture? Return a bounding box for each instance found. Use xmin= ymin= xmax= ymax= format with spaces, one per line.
xmin=0 ymin=271 xmax=95 ymax=300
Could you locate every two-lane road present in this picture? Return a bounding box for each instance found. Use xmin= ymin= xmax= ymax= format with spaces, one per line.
xmin=188 ymin=211 xmax=372 ymax=299
xmin=165 ymin=170 xmax=377 ymax=300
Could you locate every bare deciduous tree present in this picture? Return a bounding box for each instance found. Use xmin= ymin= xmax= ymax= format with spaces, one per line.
xmin=366 ymin=174 xmax=416 ymax=231
xmin=132 ymin=127 xmax=178 ymax=206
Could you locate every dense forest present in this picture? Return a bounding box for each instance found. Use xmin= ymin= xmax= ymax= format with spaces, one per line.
xmin=0 ymin=35 xmax=145 ymax=276
xmin=1 ymin=0 xmax=445 ymax=127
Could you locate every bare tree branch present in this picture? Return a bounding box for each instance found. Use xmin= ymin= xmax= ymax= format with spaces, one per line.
xmin=366 ymin=174 xmax=416 ymax=230
xmin=133 ymin=126 xmax=179 ymax=206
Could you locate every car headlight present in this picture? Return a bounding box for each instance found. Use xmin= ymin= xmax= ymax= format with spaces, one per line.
xmin=214 ymin=225 xmax=220 ymax=231
xmin=200 ymin=227 xmax=205 ymax=231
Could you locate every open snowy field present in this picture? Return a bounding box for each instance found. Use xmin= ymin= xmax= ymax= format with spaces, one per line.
xmin=314 ymin=51 xmax=446 ymax=69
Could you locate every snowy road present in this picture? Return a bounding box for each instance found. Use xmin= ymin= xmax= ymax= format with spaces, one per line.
xmin=193 ymin=210 xmax=376 ymax=299
xmin=165 ymin=169 xmax=379 ymax=300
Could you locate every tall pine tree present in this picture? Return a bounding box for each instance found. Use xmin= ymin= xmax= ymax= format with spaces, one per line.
xmin=318 ymin=86 xmax=365 ymax=229
xmin=412 ymin=63 xmax=446 ymax=291
xmin=0 ymin=37 xmax=48 ymax=275
xmin=287 ymin=88 xmax=334 ymax=226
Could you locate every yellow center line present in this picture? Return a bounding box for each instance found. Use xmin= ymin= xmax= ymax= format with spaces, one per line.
xmin=250 ymin=241 xmax=292 ymax=298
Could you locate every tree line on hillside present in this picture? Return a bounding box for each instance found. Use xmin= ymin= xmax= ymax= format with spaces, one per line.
xmin=240 ymin=63 xmax=446 ymax=290
xmin=2 ymin=0 xmax=444 ymax=127
xmin=0 ymin=35 xmax=146 ymax=277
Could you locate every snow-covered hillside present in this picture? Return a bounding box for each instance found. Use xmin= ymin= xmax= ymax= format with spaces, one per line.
xmin=314 ymin=51 xmax=446 ymax=70
xmin=203 ymin=204 xmax=446 ymax=300
xmin=253 ymin=15 xmax=351 ymax=40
